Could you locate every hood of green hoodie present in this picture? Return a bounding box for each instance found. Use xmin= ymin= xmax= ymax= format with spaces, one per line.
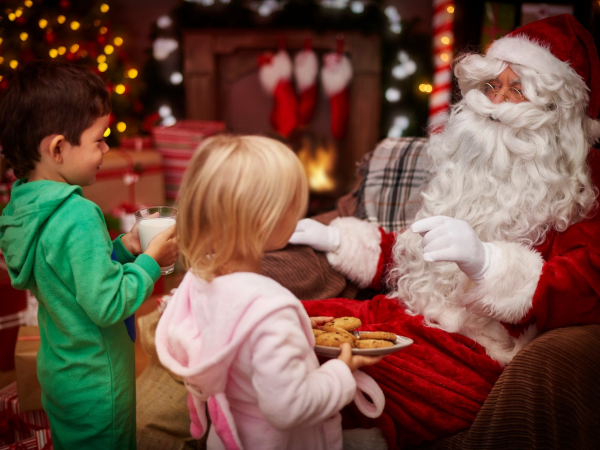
xmin=0 ymin=179 xmax=82 ymax=289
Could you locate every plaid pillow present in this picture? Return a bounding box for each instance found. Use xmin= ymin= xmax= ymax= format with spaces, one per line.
xmin=355 ymin=137 xmax=432 ymax=232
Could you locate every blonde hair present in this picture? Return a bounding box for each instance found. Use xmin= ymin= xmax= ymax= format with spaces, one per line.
xmin=177 ymin=135 xmax=308 ymax=281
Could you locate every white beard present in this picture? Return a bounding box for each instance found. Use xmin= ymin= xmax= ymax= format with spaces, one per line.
xmin=387 ymin=89 xmax=596 ymax=335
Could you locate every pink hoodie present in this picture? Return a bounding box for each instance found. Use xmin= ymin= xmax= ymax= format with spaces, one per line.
xmin=156 ymin=271 xmax=384 ymax=450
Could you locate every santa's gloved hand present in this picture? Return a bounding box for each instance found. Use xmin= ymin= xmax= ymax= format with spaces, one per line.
xmin=288 ymin=218 xmax=340 ymax=252
xmin=410 ymin=215 xmax=500 ymax=282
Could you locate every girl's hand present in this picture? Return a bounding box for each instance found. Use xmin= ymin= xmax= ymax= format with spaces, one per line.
xmin=310 ymin=316 xmax=334 ymax=328
xmin=337 ymin=343 xmax=384 ymax=372
xmin=121 ymin=224 xmax=142 ymax=256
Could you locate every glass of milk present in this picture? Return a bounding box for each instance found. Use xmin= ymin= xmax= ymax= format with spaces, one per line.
xmin=135 ymin=206 xmax=178 ymax=275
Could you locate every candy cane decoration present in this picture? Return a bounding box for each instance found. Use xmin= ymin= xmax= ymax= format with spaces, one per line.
xmin=428 ymin=0 xmax=454 ymax=133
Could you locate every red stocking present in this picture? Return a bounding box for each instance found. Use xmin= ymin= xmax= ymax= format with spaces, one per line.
xmin=293 ymin=43 xmax=319 ymax=127
xmin=258 ymin=50 xmax=298 ymax=138
xmin=321 ymin=52 xmax=352 ymax=140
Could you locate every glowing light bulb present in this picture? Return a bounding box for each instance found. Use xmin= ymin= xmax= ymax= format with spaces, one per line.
xmin=49 ymin=49 xmax=58 ymax=58
xmin=127 ymin=68 xmax=138 ymax=79
xmin=113 ymin=37 xmax=123 ymax=46
xmin=447 ymin=6 xmax=455 ymax=13
xmin=39 ymin=19 xmax=48 ymax=29
xmin=100 ymin=27 xmax=108 ymax=34
xmin=117 ymin=122 xmax=126 ymax=132
xmin=8 ymin=13 xmax=16 ymax=21
xmin=10 ymin=60 xmax=18 ymax=69
xmin=70 ymin=44 xmax=79 ymax=53
xmin=170 ymin=72 xmax=183 ymax=85
xmin=100 ymin=4 xmax=110 ymax=13
xmin=58 ymin=46 xmax=66 ymax=55
xmin=57 ymin=15 xmax=66 ymax=24
xmin=20 ymin=32 xmax=28 ymax=41
xmin=440 ymin=53 xmax=450 ymax=62
xmin=104 ymin=45 xmax=114 ymax=55
xmin=104 ymin=127 xmax=111 ymax=137
xmin=385 ymin=87 xmax=401 ymax=102
xmin=70 ymin=21 xmax=80 ymax=30
xmin=441 ymin=36 xmax=450 ymax=45
xmin=114 ymin=84 xmax=126 ymax=94
xmin=98 ymin=63 xmax=108 ymax=72
xmin=0 ymin=57 xmax=3 ymax=64
xmin=15 ymin=9 xmax=23 ymax=17
xmin=25 ymin=0 xmax=33 ymax=7
xmin=97 ymin=54 xmax=106 ymax=63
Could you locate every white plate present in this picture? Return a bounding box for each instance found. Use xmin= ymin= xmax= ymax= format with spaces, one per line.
xmin=314 ymin=331 xmax=413 ymax=357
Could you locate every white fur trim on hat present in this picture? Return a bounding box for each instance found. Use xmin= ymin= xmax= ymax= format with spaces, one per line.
xmin=487 ymin=35 xmax=586 ymax=89
xmin=326 ymin=217 xmax=381 ymax=288
xmin=259 ymin=50 xmax=293 ymax=95
xmin=293 ymin=50 xmax=319 ymax=92
xmin=459 ymin=241 xmax=544 ymax=324
xmin=321 ymin=53 xmax=353 ymax=97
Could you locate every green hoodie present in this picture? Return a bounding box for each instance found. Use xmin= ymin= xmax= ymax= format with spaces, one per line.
xmin=0 ymin=179 xmax=161 ymax=450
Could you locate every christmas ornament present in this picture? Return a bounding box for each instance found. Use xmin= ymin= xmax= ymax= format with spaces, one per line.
xmin=293 ymin=37 xmax=319 ymax=127
xmin=258 ymin=46 xmax=298 ymax=138
xmin=321 ymin=38 xmax=352 ymax=140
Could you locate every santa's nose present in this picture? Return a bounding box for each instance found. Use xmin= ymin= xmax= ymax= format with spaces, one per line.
xmin=490 ymin=91 xmax=506 ymax=104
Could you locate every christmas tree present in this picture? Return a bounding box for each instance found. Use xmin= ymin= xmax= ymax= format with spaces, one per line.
xmin=0 ymin=0 xmax=143 ymax=147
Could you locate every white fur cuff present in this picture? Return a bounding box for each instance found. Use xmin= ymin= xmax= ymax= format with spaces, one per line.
xmin=460 ymin=241 xmax=544 ymax=324
xmin=326 ymin=217 xmax=382 ymax=288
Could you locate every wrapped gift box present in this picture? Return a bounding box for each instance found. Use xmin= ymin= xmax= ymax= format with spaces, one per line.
xmin=120 ymin=135 xmax=154 ymax=152
xmin=0 ymin=429 xmax=52 ymax=450
xmin=151 ymin=120 xmax=225 ymax=201
xmin=82 ymin=149 xmax=165 ymax=213
xmin=0 ymin=257 xmax=27 ymax=371
xmin=15 ymin=327 xmax=42 ymax=412
xmin=0 ymin=382 xmax=50 ymax=446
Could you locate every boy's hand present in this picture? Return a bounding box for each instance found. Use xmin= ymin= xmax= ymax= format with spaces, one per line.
xmin=122 ymin=212 xmax=160 ymax=256
xmin=337 ymin=343 xmax=384 ymax=372
xmin=144 ymin=225 xmax=179 ymax=268
xmin=310 ymin=316 xmax=334 ymax=328
xmin=121 ymin=225 xmax=142 ymax=256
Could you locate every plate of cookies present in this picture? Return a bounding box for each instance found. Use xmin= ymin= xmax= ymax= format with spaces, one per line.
xmin=313 ymin=316 xmax=413 ymax=357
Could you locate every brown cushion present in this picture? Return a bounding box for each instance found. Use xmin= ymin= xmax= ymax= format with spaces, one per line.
xmin=261 ymin=190 xmax=360 ymax=300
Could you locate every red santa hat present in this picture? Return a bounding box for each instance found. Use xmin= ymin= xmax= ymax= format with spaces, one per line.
xmin=487 ymin=14 xmax=600 ymax=120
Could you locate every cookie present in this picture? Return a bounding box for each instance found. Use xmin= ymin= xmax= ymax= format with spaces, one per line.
xmin=355 ymin=339 xmax=394 ymax=349
xmin=313 ymin=329 xmax=327 ymax=337
xmin=315 ymin=331 xmax=355 ymax=348
xmin=325 ymin=317 xmax=362 ymax=331
xmin=321 ymin=324 xmax=358 ymax=341
xmin=359 ymin=332 xmax=397 ymax=342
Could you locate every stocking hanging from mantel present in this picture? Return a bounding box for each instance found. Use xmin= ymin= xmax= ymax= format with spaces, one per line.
xmin=258 ymin=44 xmax=298 ymax=138
xmin=293 ymin=36 xmax=319 ymax=127
xmin=321 ymin=37 xmax=353 ymax=140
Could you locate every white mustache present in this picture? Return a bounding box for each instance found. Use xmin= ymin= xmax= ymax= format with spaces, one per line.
xmin=462 ymin=89 xmax=557 ymax=131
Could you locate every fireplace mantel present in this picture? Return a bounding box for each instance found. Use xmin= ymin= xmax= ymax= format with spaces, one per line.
xmin=182 ymin=29 xmax=381 ymax=192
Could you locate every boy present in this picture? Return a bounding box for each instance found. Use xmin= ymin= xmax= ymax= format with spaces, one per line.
xmin=0 ymin=61 xmax=179 ymax=449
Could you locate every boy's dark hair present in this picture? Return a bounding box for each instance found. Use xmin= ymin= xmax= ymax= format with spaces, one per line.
xmin=0 ymin=61 xmax=111 ymax=179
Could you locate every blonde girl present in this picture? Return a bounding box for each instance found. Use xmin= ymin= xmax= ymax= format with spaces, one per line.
xmin=156 ymin=135 xmax=383 ymax=450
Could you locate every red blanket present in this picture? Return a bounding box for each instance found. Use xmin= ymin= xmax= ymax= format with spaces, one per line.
xmin=302 ymin=295 xmax=503 ymax=449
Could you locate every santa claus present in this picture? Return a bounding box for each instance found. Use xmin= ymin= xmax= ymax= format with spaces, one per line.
xmin=288 ymin=14 xmax=600 ymax=448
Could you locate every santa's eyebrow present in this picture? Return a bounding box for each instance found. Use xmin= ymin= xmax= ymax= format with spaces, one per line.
xmin=509 ymin=79 xmax=522 ymax=86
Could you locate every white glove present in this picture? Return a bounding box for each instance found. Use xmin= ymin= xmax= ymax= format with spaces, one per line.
xmin=410 ymin=215 xmax=500 ymax=282
xmin=288 ymin=218 xmax=340 ymax=252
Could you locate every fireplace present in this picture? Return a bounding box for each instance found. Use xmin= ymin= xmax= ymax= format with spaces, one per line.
xmin=182 ymin=29 xmax=381 ymax=212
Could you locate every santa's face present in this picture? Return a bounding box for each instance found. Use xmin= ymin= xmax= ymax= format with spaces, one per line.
xmin=387 ymin=54 xmax=596 ymax=325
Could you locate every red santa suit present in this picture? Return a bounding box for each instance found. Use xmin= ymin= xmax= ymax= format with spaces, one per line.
xmin=300 ymin=15 xmax=600 ymax=449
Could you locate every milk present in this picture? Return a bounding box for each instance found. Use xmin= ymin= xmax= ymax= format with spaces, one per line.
xmin=138 ymin=217 xmax=176 ymax=251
